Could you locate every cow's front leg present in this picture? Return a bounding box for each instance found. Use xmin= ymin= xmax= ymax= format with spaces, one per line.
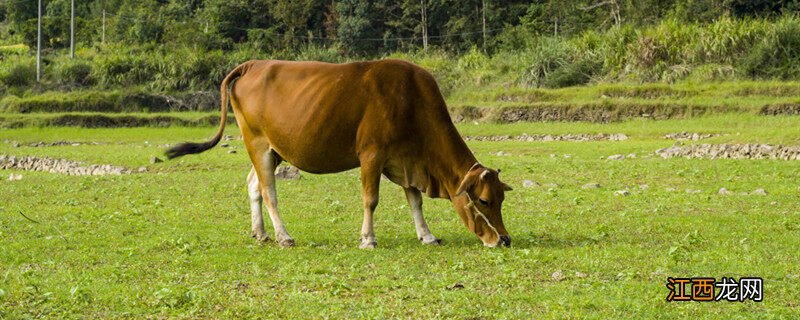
xmin=359 ymin=155 xmax=383 ymax=249
xmin=404 ymin=187 xmax=441 ymax=245
xmin=247 ymin=167 xmax=269 ymax=242
xmin=258 ymin=149 xmax=295 ymax=247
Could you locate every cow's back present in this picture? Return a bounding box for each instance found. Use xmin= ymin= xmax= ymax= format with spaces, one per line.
xmin=230 ymin=59 xmax=450 ymax=174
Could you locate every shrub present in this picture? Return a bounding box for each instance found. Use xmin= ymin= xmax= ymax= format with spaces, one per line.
xmin=0 ymin=54 xmax=36 ymax=88
xmin=740 ymin=15 xmax=800 ymax=80
xmin=543 ymin=58 xmax=600 ymax=88
xmin=51 ymin=58 xmax=95 ymax=87
xmin=516 ymin=37 xmax=571 ymax=87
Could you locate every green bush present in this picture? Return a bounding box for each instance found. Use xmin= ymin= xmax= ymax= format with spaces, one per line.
xmin=741 ymin=16 xmax=800 ymax=80
xmin=51 ymin=58 xmax=95 ymax=87
xmin=516 ymin=37 xmax=571 ymax=87
xmin=543 ymin=58 xmax=600 ymax=88
xmin=0 ymin=54 xmax=36 ymax=88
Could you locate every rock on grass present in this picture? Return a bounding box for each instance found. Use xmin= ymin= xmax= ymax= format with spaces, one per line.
xmin=607 ymin=154 xmax=625 ymax=160
xmin=522 ymin=180 xmax=538 ymax=188
xmin=614 ymin=189 xmax=630 ymax=196
xmin=275 ymin=166 xmax=301 ymax=180
xmin=582 ymin=183 xmax=601 ymax=189
xmin=552 ymin=270 xmax=566 ymax=282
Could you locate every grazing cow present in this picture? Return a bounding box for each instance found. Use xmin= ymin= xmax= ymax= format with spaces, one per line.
xmin=166 ymin=59 xmax=512 ymax=248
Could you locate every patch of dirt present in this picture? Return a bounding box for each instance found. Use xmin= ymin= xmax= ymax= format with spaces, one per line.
xmin=0 ymin=155 xmax=132 ymax=175
xmin=464 ymin=133 xmax=628 ymax=142
xmin=655 ymin=144 xmax=800 ymax=160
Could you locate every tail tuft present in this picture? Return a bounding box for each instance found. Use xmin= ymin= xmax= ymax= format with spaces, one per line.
xmin=165 ymin=140 xmax=217 ymax=159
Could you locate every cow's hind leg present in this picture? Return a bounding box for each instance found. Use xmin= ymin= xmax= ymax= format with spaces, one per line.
xmin=256 ymin=149 xmax=295 ymax=247
xmin=358 ymin=153 xmax=384 ymax=249
xmin=248 ymin=167 xmax=269 ymax=242
xmin=404 ymin=187 xmax=441 ymax=245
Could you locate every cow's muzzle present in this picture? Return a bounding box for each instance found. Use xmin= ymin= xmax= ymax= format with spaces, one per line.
xmin=499 ymin=235 xmax=511 ymax=247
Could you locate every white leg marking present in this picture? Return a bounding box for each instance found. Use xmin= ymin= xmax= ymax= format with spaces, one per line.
xmin=248 ymin=167 xmax=268 ymax=241
xmin=358 ymin=160 xmax=382 ymax=249
xmin=404 ymin=187 xmax=440 ymax=245
xmin=260 ymin=150 xmax=294 ymax=247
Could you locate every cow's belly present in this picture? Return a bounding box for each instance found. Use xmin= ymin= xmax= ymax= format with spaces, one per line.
xmin=262 ymin=120 xmax=362 ymax=174
xmin=271 ymin=138 xmax=361 ymax=174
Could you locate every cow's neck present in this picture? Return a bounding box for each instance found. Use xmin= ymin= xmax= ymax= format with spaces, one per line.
xmin=424 ymin=128 xmax=478 ymax=199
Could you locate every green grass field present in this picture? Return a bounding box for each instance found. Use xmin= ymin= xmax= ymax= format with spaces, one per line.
xmin=2 ymin=114 xmax=799 ymax=318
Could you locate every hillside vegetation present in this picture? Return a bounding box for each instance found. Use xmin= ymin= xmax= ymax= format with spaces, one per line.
xmin=1 ymin=1 xmax=799 ymax=115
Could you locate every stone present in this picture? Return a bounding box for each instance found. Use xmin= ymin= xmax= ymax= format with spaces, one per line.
xmin=718 ymin=188 xmax=733 ymax=195
xmin=574 ymin=271 xmax=587 ymax=278
xmin=227 ymin=150 xmax=237 ymax=154
xmin=7 ymin=173 xmax=22 ymax=181
xmin=639 ymin=184 xmax=649 ymax=190
xmin=609 ymin=133 xmax=628 ymax=141
xmin=626 ymin=153 xmax=637 ymax=159
xmin=150 ymin=156 xmax=163 ymax=164
xmin=224 ymin=135 xmax=234 ymax=141
xmin=137 ymin=166 xmax=148 ymax=173
xmin=606 ymin=154 xmax=625 ymax=160
xmin=275 ymin=166 xmax=301 ymax=180
xmin=751 ymin=188 xmax=768 ymax=196
xmin=614 ymin=189 xmax=630 ymax=196
xmin=581 ymin=183 xmax=601 ymax=189
xmin=552 ymin=270 xmax=566 ymax=282
xmin=220 ymin=143 xmax=230 ymax=148
xmin=522 ymin=180 xmax=538 ymax=188
xmin=685 ymin=189 xmax=702 ymax=194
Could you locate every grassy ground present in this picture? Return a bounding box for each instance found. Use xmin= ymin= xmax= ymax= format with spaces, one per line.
xmin=1 ymin=115 xmax=799 ymax=318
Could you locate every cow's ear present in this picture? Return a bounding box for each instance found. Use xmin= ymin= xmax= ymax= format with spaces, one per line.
xmin=502 ymin=182 xmax=513 ymax=192
xmin=456 ymin=172 xmax=479 ymax=196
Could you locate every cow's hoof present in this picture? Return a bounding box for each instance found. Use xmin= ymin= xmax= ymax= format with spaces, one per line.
xmin=420 ymin=236 xmax=441 ymax=245
xmin=359 ymin=240 xmax=377 ymax=249
xmin=277 ymin=238 xmax=295 ymax=247
xmin=251 ymin=231 xmax=270 ymax=242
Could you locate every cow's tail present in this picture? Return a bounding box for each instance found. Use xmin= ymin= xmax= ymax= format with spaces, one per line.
xmin=165 ymin=62 xmax=249 ymax=159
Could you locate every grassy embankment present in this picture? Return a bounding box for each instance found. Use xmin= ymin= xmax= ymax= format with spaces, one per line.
xmin=1 ymin=80 xmax=800 ymax=128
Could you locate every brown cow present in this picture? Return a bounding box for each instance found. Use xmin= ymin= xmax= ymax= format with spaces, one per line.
xmin=166 ymin=59 xmax=512 ymax=248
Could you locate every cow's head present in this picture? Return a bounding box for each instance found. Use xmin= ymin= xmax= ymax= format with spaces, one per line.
xmin=453 ymin=164 xmax=513 ymax=247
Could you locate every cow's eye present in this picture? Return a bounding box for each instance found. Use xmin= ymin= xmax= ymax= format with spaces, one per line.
xmin=478 ymin=198 xmax=489 ymax=206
